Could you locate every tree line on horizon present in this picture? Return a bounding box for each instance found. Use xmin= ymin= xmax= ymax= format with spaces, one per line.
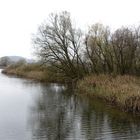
xmin=33 ymin=11 xmax=140 ymax=80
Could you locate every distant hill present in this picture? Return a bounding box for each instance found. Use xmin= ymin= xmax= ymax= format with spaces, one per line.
xmin=6 ymin=56 xmax=25 ymax=62
xmin=0 ymin=56 xmax=35 ymax=67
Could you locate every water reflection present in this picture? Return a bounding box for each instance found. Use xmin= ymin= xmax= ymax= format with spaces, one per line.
xmin=0 ymin=70 xmax=140 ymax=140
xmin=29 ymin=85 xmax=74 ymax=140
xmin=29 ymin=84 xmax=140 ymax=140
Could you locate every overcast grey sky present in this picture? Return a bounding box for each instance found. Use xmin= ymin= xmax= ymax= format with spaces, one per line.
xmin=0 ymin=0 xmax=140 ymax=58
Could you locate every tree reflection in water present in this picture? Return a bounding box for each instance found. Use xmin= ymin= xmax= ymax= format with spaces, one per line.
xmin=29 ymin=84 xmax=77 ymax=140
xmin=28 ymin=84 xmax=140 ymax=140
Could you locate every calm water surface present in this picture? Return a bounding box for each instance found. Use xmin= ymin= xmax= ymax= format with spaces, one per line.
xmin=0 ymin=70 xmax=140 ymax=140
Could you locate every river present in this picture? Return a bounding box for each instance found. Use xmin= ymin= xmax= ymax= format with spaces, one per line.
xmin=0 ymin=70 xmax=140 ymax=140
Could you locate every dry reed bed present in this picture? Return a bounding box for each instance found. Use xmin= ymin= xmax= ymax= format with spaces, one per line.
xmin=2 ymin=64 xmax=55 ymax=82
xmin=77 ymin=75 xmax=140 ymax=113
xmin=2 ymin=64 xmax=72 ymax=83
xmin=2 ymin=68 xmax=46 ymax=81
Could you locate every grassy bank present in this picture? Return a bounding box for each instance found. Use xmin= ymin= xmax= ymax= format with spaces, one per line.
xmin=2 ymin=63 xmax=64 ymax=83
xmin=77 ymin=75 xmax=140 ymax=113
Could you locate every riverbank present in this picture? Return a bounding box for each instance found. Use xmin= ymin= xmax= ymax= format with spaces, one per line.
xmin=77 ymin=75 xmax=140 ymax=113
xmin=2 ymin=64 xmax=64 ymax=83
xmin=2 ymin=65 xmax=140 ymax=113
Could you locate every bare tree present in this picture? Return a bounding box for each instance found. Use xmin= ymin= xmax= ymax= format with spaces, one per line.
xmin=85 ymin=23 xmax=113 ymax=73
xmin=33 ymin=11 xmax=87 ymax=80
xmin=85 ymin=24 xmax=140 ymax=75
xmin=33 ymin=12 xmax=140 ymax=78
xmin=111 ymin=27 xmax=139 ymax=74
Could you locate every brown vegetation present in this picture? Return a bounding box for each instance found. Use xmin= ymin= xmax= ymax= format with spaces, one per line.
xmin=2 ymin=63 xmax=64 ymax=83
xmin=77 ymin=75 xmax=140 ymax=112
